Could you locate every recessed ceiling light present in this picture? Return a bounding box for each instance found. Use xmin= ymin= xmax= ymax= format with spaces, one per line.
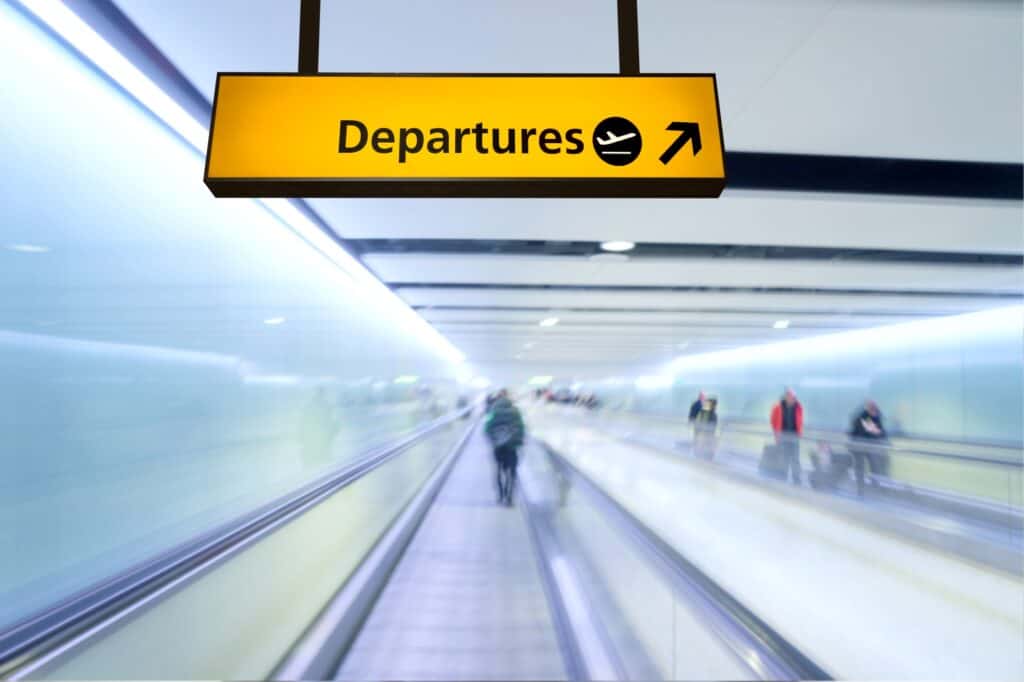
xmin=263 ymin=317 xmax=286 ymax=325
xmin=394 ymin=375 xmax=419 ymax=384
xmin=539 ymin=317 xmax=559 ymax=327
xmin=6 ymin=244 xmax=50 ymax=253
xmin=523 ymin=342 xmax=535 ymax=349
xmin=773 ymin=320 xmax=790 ymax=329
xmin=600 ymin=240 xmax=635 ymax=252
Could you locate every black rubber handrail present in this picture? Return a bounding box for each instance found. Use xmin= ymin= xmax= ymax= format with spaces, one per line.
xmin=0 ymin=408 xmax=472 ymax=678
xmin=537 ymin=439 xmax=832 ymax=681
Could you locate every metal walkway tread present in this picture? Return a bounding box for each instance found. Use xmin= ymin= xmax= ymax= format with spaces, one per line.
xmin=335 ymin=427 xmax=567 ymax=681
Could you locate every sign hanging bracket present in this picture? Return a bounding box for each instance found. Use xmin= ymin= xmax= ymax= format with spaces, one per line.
xmin=298 ymin=0 xmax=321 ymax=74
xmin=617 ymin=0 xmax=640 ymax=75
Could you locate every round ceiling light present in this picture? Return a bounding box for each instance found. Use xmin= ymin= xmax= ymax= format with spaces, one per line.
xmin=599 ymin=240 xmax=636 ymax=252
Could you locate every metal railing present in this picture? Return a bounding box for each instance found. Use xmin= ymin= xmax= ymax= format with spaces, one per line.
xmin=532 ymin=438 xmax=832 ymax=681
xmin=270 ymin=416 xmax=480 ymax=680
xmin=567 ymin=407 xmax=1023 ymax=511
xmin=585 ymin=407 xmax=1022 ymax=468
xmin=537 ymin=404 xmax=1022 ymax=577
xmin=0 ymin=407 xmax=475 ymax=679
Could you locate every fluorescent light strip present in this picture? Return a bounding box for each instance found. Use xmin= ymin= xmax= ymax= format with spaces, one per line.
xmin=6 ymin=243 xmax=51 ymax=253
xmin=257 ymin=199 xmax=466 ymax=364
xmin=16 ymin=0 xmax=208 ymax=152
xmin=17 ymin=0 xmax=465 ymax=367
xmin=666 ymin=305 xmax=1024 ymax=375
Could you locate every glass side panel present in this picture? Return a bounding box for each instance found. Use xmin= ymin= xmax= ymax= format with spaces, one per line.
xmin=0 ymin=3 xmax=463 ymax=631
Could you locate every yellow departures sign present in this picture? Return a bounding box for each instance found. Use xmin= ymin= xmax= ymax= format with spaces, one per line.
xmin=204 ymin=74 xmax=725 ymax=198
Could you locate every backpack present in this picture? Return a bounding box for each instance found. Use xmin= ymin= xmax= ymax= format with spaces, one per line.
xmin=489 ymin=423 xmax=517 ymax=447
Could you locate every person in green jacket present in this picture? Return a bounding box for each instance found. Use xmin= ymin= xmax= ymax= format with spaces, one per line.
xmin=484 ymin=390 xmax=526 ymax=506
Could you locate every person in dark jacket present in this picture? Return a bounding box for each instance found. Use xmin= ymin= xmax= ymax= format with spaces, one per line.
xmin=485 ymin=390 xmax=526 ymax=506
xmin=688 ymin=391 xmax=706 ymax=422
xmin=848 ymin=399 xmax=888 ymax=496
xmin=770 ymin=388 xmax=804 ymax=485
xmin=692 ymin=396 xmax=718 ymax=460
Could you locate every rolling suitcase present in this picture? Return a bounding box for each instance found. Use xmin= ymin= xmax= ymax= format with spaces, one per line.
xmin=809 ymin=450 xmax=851 ymax=489
xmin=758 ymin=444 xmax=787 ymax=480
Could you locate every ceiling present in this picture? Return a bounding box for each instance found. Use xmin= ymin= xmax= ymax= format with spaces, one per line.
xmin=116 ymin=0 xmax=1024 ymax=161
xmin=111 ymin=0 xmax=1024 ymax=376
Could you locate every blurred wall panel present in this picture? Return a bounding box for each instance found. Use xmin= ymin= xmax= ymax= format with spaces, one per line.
xmin=590 ymin=306 xmax=1024 ymax=443
xmin=0 ymin=3 xmax=460 ymax=630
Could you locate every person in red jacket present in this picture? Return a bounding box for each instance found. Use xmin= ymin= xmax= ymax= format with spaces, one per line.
xmin=770 ymin=388 xmax=804 ymax=484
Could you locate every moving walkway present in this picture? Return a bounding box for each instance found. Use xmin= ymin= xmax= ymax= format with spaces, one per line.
xmin=0 ymin=408 xmax=831 ymax=680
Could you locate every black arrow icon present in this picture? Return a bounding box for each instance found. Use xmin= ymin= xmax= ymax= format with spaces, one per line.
xmin=659 ymin=122 xmax=702 ymax=164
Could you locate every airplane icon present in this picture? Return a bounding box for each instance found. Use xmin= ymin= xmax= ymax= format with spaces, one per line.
xmin=595 ymin=131 xmax=638 ymax=150
xmin=592 ymin=117 xmax=642 ymax=166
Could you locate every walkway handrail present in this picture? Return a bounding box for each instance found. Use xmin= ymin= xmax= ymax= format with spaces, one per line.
xmin=536 ymin=438 xmax=832 ymax=681
xmin=560 ymin=405 xmax=1024 ymax=552
xmin=0 ymin=407 xmax=474 ymax=679
xmin=589 ymin=408 xmax=1023 ymax=468
xmin=723 ymin=424 xmax=1023 ymax=468
xmin=728 ymin=415 xmax=1023 ymax=451
xmin=271 ymin=416 xmax=480 ymax=680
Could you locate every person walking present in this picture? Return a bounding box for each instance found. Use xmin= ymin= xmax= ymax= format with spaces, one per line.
xmin=693 ymin=396 xmax=719 ymax=460
xmin=688 ymin=391 xmax=706 ymax=423
xmin=770 ymin=388 xmax=804 ymax=485
xmin=484 ymin=390 xmax=526 ymax=506
xmin=848 ymin=399 xmax=888 ymax=496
